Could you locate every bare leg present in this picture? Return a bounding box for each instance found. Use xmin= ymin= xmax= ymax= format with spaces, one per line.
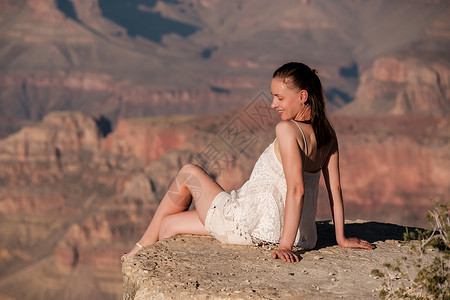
xmin=159 ymin=210 xmax=208 ymax=240
xmin=122 ymin=164 xmax=223 ymax=261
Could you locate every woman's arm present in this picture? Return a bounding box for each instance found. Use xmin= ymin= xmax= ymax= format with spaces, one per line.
xmin=271 ymin=121 xmax=305 ymax=262
xmin=322 ymin=139 xmax=374 ymax=249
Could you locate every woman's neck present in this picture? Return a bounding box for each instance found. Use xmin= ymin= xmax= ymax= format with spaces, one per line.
xmin=293 ymin=105 xmax=312 ymax=123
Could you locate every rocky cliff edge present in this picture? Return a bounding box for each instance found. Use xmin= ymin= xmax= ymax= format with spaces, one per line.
xmin=122 ymin=220 xmax=434 ymax=300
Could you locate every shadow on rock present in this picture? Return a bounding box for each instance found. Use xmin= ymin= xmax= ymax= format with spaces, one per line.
xmin=315 ymin=220 xmax=422 ymax=249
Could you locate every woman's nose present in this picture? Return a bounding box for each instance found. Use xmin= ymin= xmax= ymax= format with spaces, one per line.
xmin=271 ymin=98 xmax=277 ymax=109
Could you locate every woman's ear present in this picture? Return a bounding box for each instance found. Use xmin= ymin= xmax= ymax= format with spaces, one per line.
xmin=298 ymin=89 xmax=308 ymax=104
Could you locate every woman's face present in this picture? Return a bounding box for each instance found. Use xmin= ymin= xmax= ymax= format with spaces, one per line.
xmin=270 ymin=77 xmax=306 ymax=121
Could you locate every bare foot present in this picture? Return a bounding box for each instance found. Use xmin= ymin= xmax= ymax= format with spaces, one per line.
xmin=121 ymin=242 xmax=144 ymax=263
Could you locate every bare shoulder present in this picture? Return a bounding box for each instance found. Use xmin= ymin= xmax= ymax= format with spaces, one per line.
xmin=275 ymin=121 xmax=305 ymax=153
xmin=275 ymin=120 xmax=297 ymax=138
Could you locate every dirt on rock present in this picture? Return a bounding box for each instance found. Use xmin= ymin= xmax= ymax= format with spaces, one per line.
xmin=122 ymin=220 xmax=433 ymax=299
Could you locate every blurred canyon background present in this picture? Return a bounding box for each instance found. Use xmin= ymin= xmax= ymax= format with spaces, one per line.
xmin=0 ymin=0 xmax=449 ymax=299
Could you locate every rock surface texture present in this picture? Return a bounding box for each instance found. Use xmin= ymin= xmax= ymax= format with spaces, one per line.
xmin=122 ymin=221 xmax=427 ymax=300
xmin=340 ymin=54 xmax=450 ymax=115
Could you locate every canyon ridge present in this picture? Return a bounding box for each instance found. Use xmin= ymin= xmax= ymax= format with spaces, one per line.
xmin=0 ymin=1 xmax=449 ymax=299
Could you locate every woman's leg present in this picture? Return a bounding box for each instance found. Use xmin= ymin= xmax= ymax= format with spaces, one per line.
xmin=123 ymin=164 xmax=223 ymax=260
xmin=159 ymin=210 xmax=207 ymax=240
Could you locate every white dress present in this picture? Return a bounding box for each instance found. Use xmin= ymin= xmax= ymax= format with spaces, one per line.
xmin=205 ymin=123 xmax=320 ymax=249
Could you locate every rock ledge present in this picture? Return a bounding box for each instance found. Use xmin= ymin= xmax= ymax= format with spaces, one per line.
xmin=122 ymin=221 xmax=423 ymax=299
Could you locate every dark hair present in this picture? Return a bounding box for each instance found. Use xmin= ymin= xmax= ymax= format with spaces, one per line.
xmin=273 ymin=62 xmax=335 ymax=148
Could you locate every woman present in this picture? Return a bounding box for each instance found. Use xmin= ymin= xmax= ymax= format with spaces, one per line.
xmin=122 ymin=62 xmax=374 ymax=263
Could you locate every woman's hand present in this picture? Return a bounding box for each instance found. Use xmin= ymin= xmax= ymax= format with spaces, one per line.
xmin=338 ymin=237 xmax=374 ymax=250
xmin=271 ymin=247 xmax=299 ymax=263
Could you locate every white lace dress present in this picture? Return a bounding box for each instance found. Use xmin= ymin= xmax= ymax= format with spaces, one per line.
xmin=205 ymin=139 xmax=320 ymax=250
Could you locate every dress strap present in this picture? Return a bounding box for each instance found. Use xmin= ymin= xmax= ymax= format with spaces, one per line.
xmin=291 ymin=120 xmax=308 ymax=155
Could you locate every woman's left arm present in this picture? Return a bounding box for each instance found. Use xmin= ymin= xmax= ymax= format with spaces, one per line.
xmin=271 ymin=121 xmax=305 ymax=263
xmin=322 ymin=141 xmax=374 ymax=250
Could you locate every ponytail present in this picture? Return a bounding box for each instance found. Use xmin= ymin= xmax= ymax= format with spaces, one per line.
xmin=273 ymin=62 xmax=335 ymax=148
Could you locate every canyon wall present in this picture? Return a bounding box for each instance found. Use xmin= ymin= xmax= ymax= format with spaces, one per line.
xmin=0 ymin=1 xmax=448 ymax=299
xmin=0 ymin=110 xmax=448 ymax=299
xmin=0 ymin=56 xmax=449 ymax=300
xmin=1 ymin=0 xmax=448 ymax=138
xmin=328 ymin=115 xmax=450 ymax=226
xmin=0 ymin=71 xmax=243 ymax=139
xmin=339 ymin=54 xmax=450 ymax=116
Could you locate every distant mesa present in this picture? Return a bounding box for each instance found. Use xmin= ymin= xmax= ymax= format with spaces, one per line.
xmin=97 ymin=0 xmax=198 ymax=43
xmin=55 ymin=0 xmax=199 ymax=43
xmin=338 ymin=54 xmax=450 ymax=116
xmin=0 ymin=0 xmax=448 ymax=140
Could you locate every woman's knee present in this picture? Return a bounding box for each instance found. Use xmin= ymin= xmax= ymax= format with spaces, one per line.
xmin=178 ymin=164 xmax=204 ymax=188
xmin=180 ymin=163 xmax=202 ymax=177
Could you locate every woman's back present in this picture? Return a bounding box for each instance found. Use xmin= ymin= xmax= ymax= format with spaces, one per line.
xmin=273 ymin=120 xmax=335 ymax=173
xmin=229 ymin=138 xmax=320 ymax=249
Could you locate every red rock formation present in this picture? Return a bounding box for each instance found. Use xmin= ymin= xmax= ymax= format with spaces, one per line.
xmin=340 ymin=54 xmax=450 ymax=116
xmin=1 ymin=0 xmax=448 ymax=142
xmin=0 ymin=194 xmax=66 ymax=214
xmin=27 ymin=0 xmax=65 ymax=23
xmin=97 ymin=111 xmax=450 ymax=229
xmin=314 ymin=115 xmax=450 ymax=227
xmin=0 ymin=109 xmax=448 ymax=300
xmin=0 ymin=71 xmax=245 ymax=139
xmin=0 ymin=111 xmax=105 ymax=185
xmin=103 ymin=118 xmax=194 ymax=165
xmin=0 ymin=1 xmax=448 ymax=298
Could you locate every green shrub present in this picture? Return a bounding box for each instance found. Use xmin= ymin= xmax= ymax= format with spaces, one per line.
xmin=376 ymin=200 xmax=449 ymax=299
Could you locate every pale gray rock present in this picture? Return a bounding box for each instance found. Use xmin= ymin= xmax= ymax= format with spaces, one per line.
xmin=122 ymin=221 xmax=431 ymax=299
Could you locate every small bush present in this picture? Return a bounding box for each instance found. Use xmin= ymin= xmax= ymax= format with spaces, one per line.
xmin=372 ymin=269 xmax=386 ymax=278
xmin=377 ymin=200 xmax=449 ymax=299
